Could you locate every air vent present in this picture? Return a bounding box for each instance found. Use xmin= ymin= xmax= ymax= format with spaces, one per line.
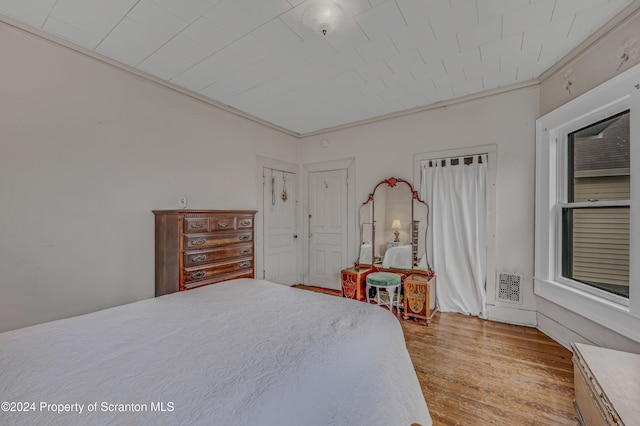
xmin=497 ymin=272 xmax=523 ymax=304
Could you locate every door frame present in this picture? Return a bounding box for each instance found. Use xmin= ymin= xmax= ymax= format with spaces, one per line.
xmin=256 ymin=155 xmax=300 ymax=283
xmin=413 ymin=144 xmax=497 ymax=316
xmin=302 ymin=157 xmax=356 ymax=285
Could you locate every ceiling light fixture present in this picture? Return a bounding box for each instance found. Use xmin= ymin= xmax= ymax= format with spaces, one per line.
xmin=303 ymin=0 xmax=344 ymax=36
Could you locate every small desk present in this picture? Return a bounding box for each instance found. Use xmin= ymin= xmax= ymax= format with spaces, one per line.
xmin=366 ymin=272 xmax=401 ymax=311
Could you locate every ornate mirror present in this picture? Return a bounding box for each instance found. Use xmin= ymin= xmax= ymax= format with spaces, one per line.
xmin=357 ymin=177 xmax=430 ymax=273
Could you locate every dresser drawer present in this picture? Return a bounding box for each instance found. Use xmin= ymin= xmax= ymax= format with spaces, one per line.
xmin=183 ymin=215 xmax=254 ymax=234
xmin=210 ymin=216 xmax=237 ymax=231
xmin=183 ymin=257 xmax=254 ymax=284
xmin=184 ymin=243 xmax=253 ymax=267
xmin=183 ymin=217 xmax=210 ymax=233
xmin=184 ymin=231 xmax=253 ymax=250
xmin=237 ymin=216 xmax=253 ymax=229
xmin=183 ymin=270 xmax=254 ymax=290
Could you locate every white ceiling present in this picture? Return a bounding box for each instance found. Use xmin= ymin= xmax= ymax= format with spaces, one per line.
xmin=0 ymin=0 xmax=634 ymax=135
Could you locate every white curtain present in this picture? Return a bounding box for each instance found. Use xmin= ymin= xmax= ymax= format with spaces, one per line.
xmin=421 ymin=155 xmax=487 ymax=318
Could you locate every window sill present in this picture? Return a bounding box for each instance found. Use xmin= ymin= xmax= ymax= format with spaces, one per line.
xmin=534 ymin=277 xmax=640 ymax=343
xmin=554 ymin=276 xmax=629 ymax=307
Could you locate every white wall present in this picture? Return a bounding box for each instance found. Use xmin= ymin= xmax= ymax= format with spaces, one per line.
xmin=299 ymin=86 xmax=540 ymax=326
xmin=0 ymin=22 xmax=298 ymax=332
xmin=539 ymin=4 xmax=640 ymax=116
xmin=536 ymin=6 xmax=640 ymax=353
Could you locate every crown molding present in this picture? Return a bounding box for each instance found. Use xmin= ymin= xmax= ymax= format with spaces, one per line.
xmin=537 ymin=1 xmax=640 ymax=83
xmin=0 ymin=14 xmax=300 ymax=138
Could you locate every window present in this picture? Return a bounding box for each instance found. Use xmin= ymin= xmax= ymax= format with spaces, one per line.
xmin=562 ymin=111 xmax=630 ymax=298
xmin=535 ymin=64 xmax=640 ymax=343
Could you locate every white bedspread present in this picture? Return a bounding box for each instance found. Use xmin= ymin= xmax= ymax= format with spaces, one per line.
xmin=383 ymin=245 xmax=413 ymax=269
xmin=359 ymin=243 xmax=380 ymax=264
xmin=0 ymin=279 xmax=431 ymax=426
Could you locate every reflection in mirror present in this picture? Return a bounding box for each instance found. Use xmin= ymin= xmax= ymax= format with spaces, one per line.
xmin=413 ymin=200 xmax=429 ymax=270
xmin=358 ymin=199 xmax=374 ymax=264
xmin=356 ymin=177 xmax=430 ymax=273
xmin=374 ymin=183 xmax=412 ymax=267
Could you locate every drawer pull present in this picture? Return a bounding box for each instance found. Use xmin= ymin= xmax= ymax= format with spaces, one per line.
xmin=192 ymin=238 xmax=206 ymax=246
xmin=218 ymin=222 xmax=229 ymax=227
xmin=190 ymin=271 xmax=206 ymax=279
xmin=240 ymin=220 xmax=251 ymax=226
xmin=191 ymin=254 xmax=207 ymax=262
xmin=239 ymin=262 xmax=251 ymax=269
xmin=239 ymin=234 xmax=251 ymax=241
xmin=190 ymin=223 xmax=204 ymax=229
xmin=239 ymin=248 xmax=251 ymax=255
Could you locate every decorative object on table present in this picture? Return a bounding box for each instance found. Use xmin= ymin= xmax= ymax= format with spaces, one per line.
xmin=391 ymin=219 xmax=402 ymax=242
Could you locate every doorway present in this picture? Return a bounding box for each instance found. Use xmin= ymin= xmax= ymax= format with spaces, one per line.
xmin=413 ymin=145 xmax=497 ymax=317
xmin=308 ymin=169 xmax=347 ymax=289
xmin=256 ymin=156 xmax=299 ymax=286
xmin=263 ymin=167 xmax=298 ymax=285
xmin=303 ymin=158 xmax=355 ymax=290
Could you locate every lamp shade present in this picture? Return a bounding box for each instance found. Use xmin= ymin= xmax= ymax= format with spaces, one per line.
xmin=391 ymin=219 xmax=402 ymax=230
xmin=303 ymin=0 xmax=344 ymax=36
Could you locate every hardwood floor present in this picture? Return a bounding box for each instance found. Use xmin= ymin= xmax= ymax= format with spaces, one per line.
xmin=402 ymin=313 xmax=576 ymax=426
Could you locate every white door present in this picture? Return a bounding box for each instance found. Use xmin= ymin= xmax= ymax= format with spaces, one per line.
xmin=308 ymin=169 xmax=348 ymax=290
xmin=263 ymin=168 xmax=298 ymax=285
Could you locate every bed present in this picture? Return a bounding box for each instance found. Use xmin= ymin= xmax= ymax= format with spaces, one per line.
xmin=359 ymin=243 xmax=381 ymax=264
xmin=382 ymin=246 xmax=430 ymax=270
xmin=0 ymin=278 xmax=431 ymax=426
xmin=382 ymin=245 xmax=413 ymax=269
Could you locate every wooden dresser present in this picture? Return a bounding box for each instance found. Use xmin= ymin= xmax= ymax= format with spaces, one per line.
xmin=153 ymin=210 xmax=257 ymax=296
xmin=572 ymin=342 xmax=640 ymax=425
xmin=341 ymin=266 xmax=372 ymax=301
xmin=403 ymin=273 xmax=437 ymax=325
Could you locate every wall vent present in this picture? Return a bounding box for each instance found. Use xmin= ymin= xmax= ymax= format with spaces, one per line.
xmin=497 ymin=272 xmax=523 ymax=304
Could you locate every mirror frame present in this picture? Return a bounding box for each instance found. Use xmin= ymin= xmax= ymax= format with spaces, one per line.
xmin=356 ymin=177 xmax=432 ymax=275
